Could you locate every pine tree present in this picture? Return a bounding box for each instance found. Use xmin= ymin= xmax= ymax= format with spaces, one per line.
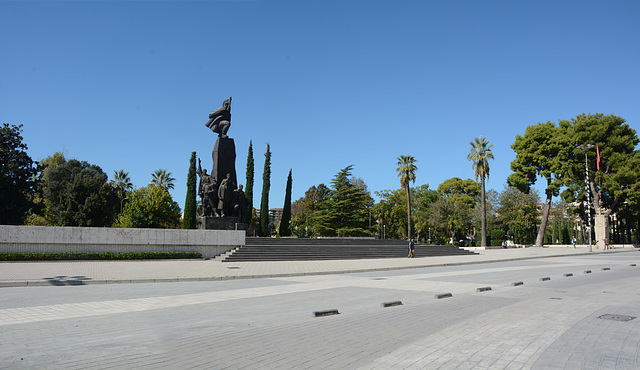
xmin=245 ymin=141 xmax=254 ymax=224
xmin=259 ymin=144 xmax=271 ymax=237
xmin=279 ymin=169 xmax=293 ymax=236
xmin=182 ymin=152 xmax=197 ymax=229
xmin=316 ymin=165 xmax=371 ymax=237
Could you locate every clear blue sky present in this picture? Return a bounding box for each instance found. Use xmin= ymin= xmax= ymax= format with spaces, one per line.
xmin=2 ymin=0 xmax=639 ymax=211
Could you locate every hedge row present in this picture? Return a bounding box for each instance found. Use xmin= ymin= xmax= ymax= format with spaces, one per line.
xmin=0 ymin=252 xmax=202 ymax=261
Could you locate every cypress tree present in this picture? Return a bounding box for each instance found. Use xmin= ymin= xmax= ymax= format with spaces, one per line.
xmin=279 ymin=169 xmax=293 ymax=236
xmin=259 ymin=144 xmax=271 ymax=236
xmin=182 ymin=151 xmax=197 ymax=229
xmin=245 ymin=141 xmax=254 ymax=224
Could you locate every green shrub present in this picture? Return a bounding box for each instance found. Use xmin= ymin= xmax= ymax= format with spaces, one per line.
xmin=0 ymin=252 xmax=202 ymax=261
xmin=490 ymin=230 xmax=506 ymax=246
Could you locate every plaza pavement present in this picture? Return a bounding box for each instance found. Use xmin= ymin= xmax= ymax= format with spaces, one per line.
xmin=1 ymin=245 xmax=640 ymax=369
xmin=0 ymin=244 xmax=635 ymax=287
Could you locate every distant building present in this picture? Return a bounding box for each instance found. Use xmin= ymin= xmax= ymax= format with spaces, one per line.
xmin=254 ymin=208 xmax=284 ymax=225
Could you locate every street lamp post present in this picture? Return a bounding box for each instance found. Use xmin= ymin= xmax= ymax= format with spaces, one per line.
xmin=120 ymin=197 xmax=129 ymax=214
xmin=576 ymin=144 xmax=595 ymax=252
xmin=428 ymin=227 xmax=431 ymax=245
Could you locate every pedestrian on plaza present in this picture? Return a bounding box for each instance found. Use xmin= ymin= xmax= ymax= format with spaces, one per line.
xmin=604 ymin=238 xmax=609 ymax=250
xmin=408 ymin=239 xmax=415 ymax=258
xmin=572 ymin=236 xmax=576 ymax=249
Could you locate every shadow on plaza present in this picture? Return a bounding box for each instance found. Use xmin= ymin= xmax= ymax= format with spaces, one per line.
xmin=42 ymin=275 xmax=93 ymax=286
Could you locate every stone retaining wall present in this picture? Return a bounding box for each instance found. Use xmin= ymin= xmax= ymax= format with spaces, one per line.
xmin=0 ymin=225 xmax=245 ymax=259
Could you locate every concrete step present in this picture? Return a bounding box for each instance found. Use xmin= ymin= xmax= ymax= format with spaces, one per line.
xmin=221 ymin=239 xmax=477 ymax=262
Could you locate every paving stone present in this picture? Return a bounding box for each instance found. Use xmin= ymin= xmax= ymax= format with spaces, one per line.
xmin=0 ymin=248 xmax=638 ymax=368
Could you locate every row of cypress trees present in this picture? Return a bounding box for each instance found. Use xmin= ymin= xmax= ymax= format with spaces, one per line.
xmin=182 ymin=142 xmax=293 ymax=237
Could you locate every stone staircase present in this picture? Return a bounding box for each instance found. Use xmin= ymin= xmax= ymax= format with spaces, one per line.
xmin=220 ymin=238 xmax=478 ymax=262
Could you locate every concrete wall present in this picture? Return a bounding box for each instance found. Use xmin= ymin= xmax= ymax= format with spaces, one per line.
xmin=0 ymin=225 xmax=245 ymax=259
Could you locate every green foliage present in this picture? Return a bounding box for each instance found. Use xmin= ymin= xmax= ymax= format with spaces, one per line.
xmin=509 ymin=121 xmax=568 ymax=195
xmin=114 ymin=185 xmax=181 ymax=228
xmin=0 ymin=252 xmax=201 ymax=261
xmin=259 ymin=144 xmax=271 ymax=236
xmin=468 ymin=136 xmax=494 ymax=247
xmin=468 ymin=137 xmax=494 ymax=182
xmin=490 ymin=230 xmax=505 ymax=246
xmin=496 ymin=185 xmax=539 ymax=245
xmin=291 ymin=184 xmax=331 ymax=237
xmin=374 ymin=185 xmax=437 ymax=240
xmin=40 ymin=155 xmax=118 ymax=227
xmin=150 ymin=169 xmax=175 ymax=190
xmin=315 ymin=165 xmax=373 ymax=237
xmin=110 ymin=169 xmax=133 ymax=202
xmin=25 ymin=152 xmax=66 ymax=226
xmin=396 ymin=155 xmax=418 ymax=239
xmin=182 ymin=152 xmax=197 ymax=229
xmin=437 ymin=177 xmax=480 ymax=208
xmin=561 ymin=113 xmax=639 ymax=211
xmin=245 ymin=140 xmax=254 ymax=224
xmin=0 ymin=123 xmax=37 ymax=224
xmin=509 ymin=121 xmax=570 ymax=246
xmin=374 ymin=188 xmax=406 ymax=239
xmin=279 ymin=169 xmax=293 ymax=236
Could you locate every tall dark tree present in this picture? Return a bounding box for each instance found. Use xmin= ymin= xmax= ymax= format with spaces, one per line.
xmin=245 ymin=140 xmax=254 ymax=224
xmin=467 ymin=137 xmax=494 ymax=247
xmin=0 ymin=123 xmax=37 ymax=224
xmin=396 ymin=155 xmax=418 ymax=239
xmin=279 ymin=169 xmax=293 ymax=236
xmin=259 ymin=144 xmax=271 ymax=236
xmin=182 ymin=151 xmax=197 ymax=229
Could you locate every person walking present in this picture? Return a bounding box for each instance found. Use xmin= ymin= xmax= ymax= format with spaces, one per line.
xmin=408 ymin=239 xmax=415 ymax=258
xmin=572 ymin=236 xmax=576 ymax=249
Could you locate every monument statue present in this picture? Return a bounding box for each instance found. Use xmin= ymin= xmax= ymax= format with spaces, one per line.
xmin=197 ymin=97 xmax=248 ymax=230
xmin=205 ymin=97 xmax=232 ymax=138
xmin=232 ymin=185 xmax=246 ymax=220
xmin=217 ymin=173 xmax=234 ymax=217
xmin=197 ymin=159 xmax=219 ymax=217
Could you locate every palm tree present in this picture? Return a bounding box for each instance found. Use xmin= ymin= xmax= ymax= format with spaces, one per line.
xmin=396 ymin=155 xmax=418 ymax=240
xmin=150 ymin=169 xmax=175 ymax=190
xmin=467 ymin=136 xmax=494 ymax=247
xmin=111 ymin=169 xmax=133 ymax=200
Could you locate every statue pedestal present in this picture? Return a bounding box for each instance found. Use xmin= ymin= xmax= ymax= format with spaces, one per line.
xmin=212 ymin=137 xmax=237 ymax=186
xmin=198 ymin=216 xmax=247 ymax=231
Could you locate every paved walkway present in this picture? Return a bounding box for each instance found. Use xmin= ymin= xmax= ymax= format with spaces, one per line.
xmin=2 ymin=245 xmax=639 ymax=369
xmin=0 ymin=245 xmax=636 ymax=287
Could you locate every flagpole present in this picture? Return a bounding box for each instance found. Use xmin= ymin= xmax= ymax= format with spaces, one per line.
xmin=577 ymin=143 xmax=595 ymax=253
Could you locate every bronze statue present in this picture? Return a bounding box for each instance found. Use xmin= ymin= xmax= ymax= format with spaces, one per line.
xmin=233 ymin=184 xmax=247 ymax=221
xmin=217 ymin=173 xmax=234 ymax=217
xmin=197 ymin=159 xmax=219 ymax=217
xmin=205 ymin=97 xmax=232 ymax=138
